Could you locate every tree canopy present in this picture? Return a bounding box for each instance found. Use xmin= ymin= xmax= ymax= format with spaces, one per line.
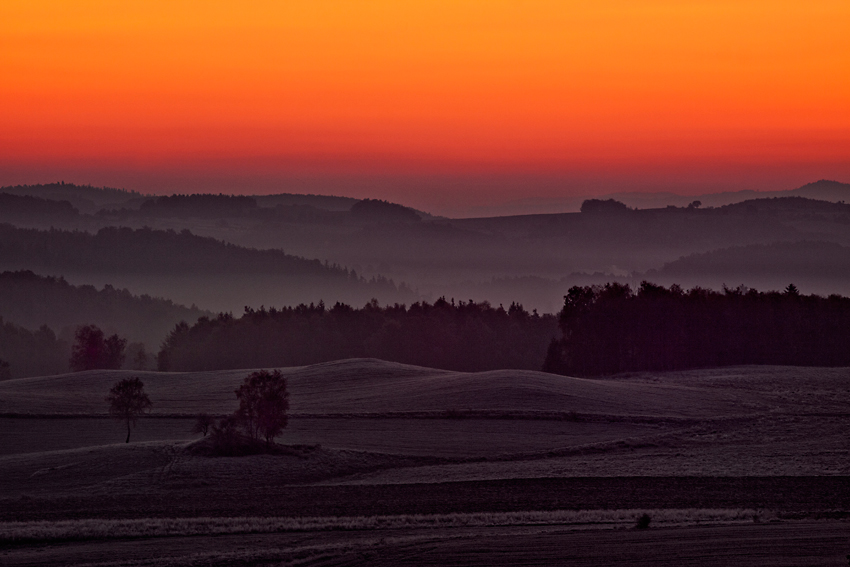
xmin=157 ymin=298 xmax=557 ymax=372
xmin=106 ymin=377 xmax=152 ymax=443
xmin=70 ymin=325 xmax=127 ymax=371
xmin=235 ymin=370 xmax=289 ymax=446
xmin=544 ymin=281 xmax=850 ymax=376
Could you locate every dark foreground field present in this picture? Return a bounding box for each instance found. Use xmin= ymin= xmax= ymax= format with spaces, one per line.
xmin=1 ymin=360 xmax=849 ymax=565
xmin=3 ymin=521 xmax=849 ymax=566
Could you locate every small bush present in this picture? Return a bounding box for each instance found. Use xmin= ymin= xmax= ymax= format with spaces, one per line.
xmin=191 ymin=413 xmax=215 ymax=437
xmin=635 ymin=513 xmax=651 ymax=529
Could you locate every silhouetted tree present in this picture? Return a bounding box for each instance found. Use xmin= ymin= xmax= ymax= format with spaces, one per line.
xmin=235 ymin=370 xmax=289 ymax=446
xmin=580 ymin=199 xmax=630 ymax=214
xmin=191 ymin=412 xmax=215 ymax=437
xmin=0 ymin=359 xmax=10 ymax=381
xmin=126 ymin=342 xmax=148 ymax=370
xmin=70 ymin=325 xmax=127 ymax=371
xmin=106 ymin=377 xmax=152 ymax=443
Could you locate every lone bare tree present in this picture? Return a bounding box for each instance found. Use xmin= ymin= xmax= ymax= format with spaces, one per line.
xmin=235 ymin=369 xmax=289 ymax=446
xmin=106 ymin=377 xmax=152 ymax=443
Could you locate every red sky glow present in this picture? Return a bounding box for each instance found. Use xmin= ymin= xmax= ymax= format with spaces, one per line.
xmin=1 ymin=1 xmax=849 ymax=215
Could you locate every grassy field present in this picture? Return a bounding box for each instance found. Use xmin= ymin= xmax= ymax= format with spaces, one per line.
xmin=1 ymin=359 xmax=848 ymax=565
xmin=0 ymin=358 xmax=771 ymax=418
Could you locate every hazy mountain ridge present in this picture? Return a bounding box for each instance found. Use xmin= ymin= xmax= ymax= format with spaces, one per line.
xmin=0 ymin=270 xmax=210 ymax=349
xmin=3 ymin=180 xmax=850 ymax=312
xmin=645 ymin=240 xmax=850 ymax=295
xmin=476 ymin=179 xmax=850 ymax=216
xmin=0 ymin=223 xmax=416 ymax=313
xmin=0 ymin=182 xmax=147 ymax=214
xmin=0 ymin=224 xmax=360 ymax=276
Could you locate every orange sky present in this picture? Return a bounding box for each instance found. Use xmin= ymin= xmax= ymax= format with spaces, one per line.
xmin=1 ymin=1 xmax=848 ymax=212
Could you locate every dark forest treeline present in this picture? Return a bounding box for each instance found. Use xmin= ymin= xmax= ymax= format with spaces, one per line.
xmin=158 ymin=299 xmax=557 ymax=372
xmin=544 ymin=281 xmax=850 ymax=377
xmin=0 ymin=318 xmax=68 ymax=380
xmin=138 ymin=193 xmax=258 ymax=217
xmin=0 ymin=271 xmax=208 ymax=347
xmin=0 ymin=182 xmax=143 ymax=213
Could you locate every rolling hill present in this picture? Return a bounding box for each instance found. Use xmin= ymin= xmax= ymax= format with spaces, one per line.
xmin=0 ymin=358 xmax=765 ymax=420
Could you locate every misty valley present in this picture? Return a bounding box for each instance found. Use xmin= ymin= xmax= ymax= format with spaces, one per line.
xmin=2 ymin=181 xmax=850 ymax=566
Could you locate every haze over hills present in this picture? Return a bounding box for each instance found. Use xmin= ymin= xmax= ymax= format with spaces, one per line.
xmin=2 ymin=180 xmax=850 ymax=314
xmin=0 ymin=224 xmax=414 ymax=314
xmin=462 ymin=179 xmax=850 ymax=217
xmin=646 ymin=240 xmax=850 ymax=295
xmin=0 ymin=271 xmax=209 ymax=348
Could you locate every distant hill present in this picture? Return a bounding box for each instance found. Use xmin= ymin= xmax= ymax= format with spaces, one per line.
xmin=137 ymin=194 xmax=259 ymax=217
xmin=645 ymin=240 xmax=850 ymax=295
xmin=0 ymin=358 xmax=745 ymax=418
xmin=0 ymin=183 xmax=145 ymax=214
xmin=350 ymin=199 xmax=422 ymax=222
xmin=0 ymin=193 xmax=79 ymax=223
xmin=0 ymin=271 xmax=209 ymax=348
xmin=4 ymin=180 xmax=850 ymax=314
xmin=0 ymin=224 xmax=359 ymax=276
xmin=789 ymin=179 xmax=850 ymax=202
xmin=609 ymin=179 xmax=850 ymax=211
xmin=254 ymin=192 xmax=359 ymax=211
xmin=0 ymin=224 xmax=415 ymax=313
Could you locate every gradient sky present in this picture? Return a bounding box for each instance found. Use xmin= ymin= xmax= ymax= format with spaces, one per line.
xmin=1 ymin=1 xmax=848 ymax=214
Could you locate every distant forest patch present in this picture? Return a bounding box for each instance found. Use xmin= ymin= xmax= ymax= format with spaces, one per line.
xmin=0 ymin=193 xmax=78 ymax=221
xmin=350 ymin=199 xmax=422 ymax=222
xmin=137 ymin=194 xmax=258 ymax=217
xmin=0 ymin=271 xmax=208 ymax=347
xmin=0 ymin=224 xmax=359 ymax=277
xmin=158 ymin=299 xmax=557 ymax=373
xmin=544 ymin=282 xmax=850 ymax=376
xmin=0 ymin=318 xmax=67 ymax=380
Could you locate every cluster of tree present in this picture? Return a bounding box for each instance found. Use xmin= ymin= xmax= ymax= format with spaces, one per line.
xmin=208 ymin=370 xmax=290 ymax=454
xmin=0 ymin=317 xmax=68 ymax=379
xmin=350 ymin=199 xmax=422 ymax=222
xmin=189 ymin=370 xmax=289 ymax=455
xmin=579 ymin=199 xmax=632 ymax=215
xmin=158 ymin=298 xmax=558 ymax=372
xmin=0 ymin=271 xmax=208 ymax=347
xmin=0 ymin=320 xmax=140 ymax=379
xmin=137 ymin=194 xmax=258 ymax=217
xmin=0 ymin=182 xmax=144 ymax=213
xmin=70 ymin=324 xmax=127 ymax=372
xmin=0 ymin=224 xmax=357 ymax=277
xmin=543 ymin=281 xmax=850 ymax=376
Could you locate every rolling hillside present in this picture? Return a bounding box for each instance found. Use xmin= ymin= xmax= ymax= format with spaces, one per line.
xmin=0 ymin=358 xmax=768 ymax=419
